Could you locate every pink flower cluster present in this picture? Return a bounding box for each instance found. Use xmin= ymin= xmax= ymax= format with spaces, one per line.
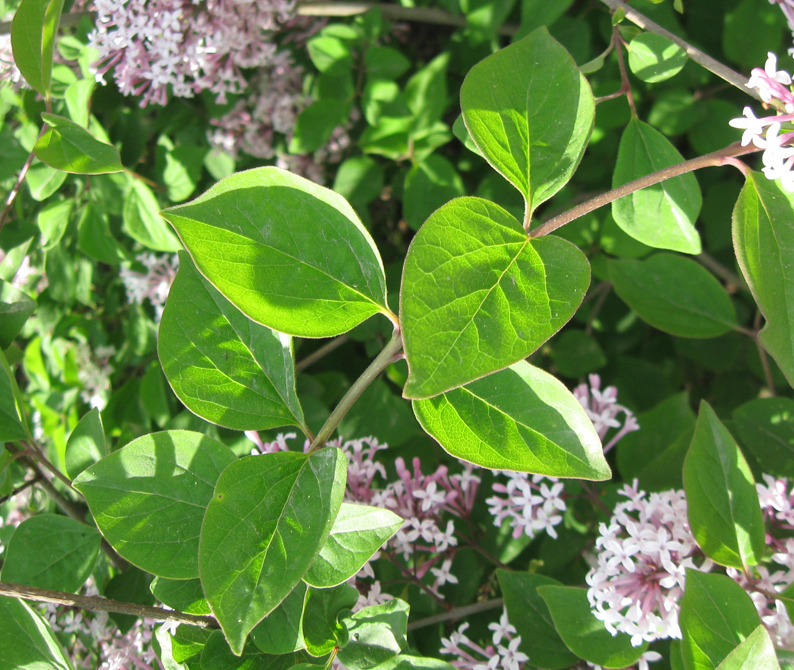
xmin=574 ymin=374 xmax=640 ymax=453
xmin=89 ymin=0 xmax=296 ymax=107
xmin=440 ymin=611 xmax=528 ymax=670
xmin=119 ymin=253 xmax=178 ymax=321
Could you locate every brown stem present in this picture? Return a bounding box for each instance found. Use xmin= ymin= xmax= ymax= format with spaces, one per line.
xmin=530 ymin=142 xmax=759 ymax=238
xmin=382 ymin=548 xmax=450 ymax=610
xmin=613 ymin=29 xmax=637 ymax=117
xmin=598 ymin=0 xmax=760 ymax=102
xmin=0 ymin=125 xmax=48 ymax=236
xmin=406 ymin=597 xmax=504 ymax=631
xmin=295 ymin=334 xmax=350 ymax=373
xmin=0 ymin=581 xmax=218 ymax=629
xmin=22 ymin=440 xmax=76 ymax=491
xmin=584 ymin=282 xmax=612 ymax=336
xmin=0 ymin=475 xmax=42 ymax=506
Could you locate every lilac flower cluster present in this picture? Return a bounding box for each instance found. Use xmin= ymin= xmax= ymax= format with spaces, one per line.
xmin=119 ymin=252 xmax=179 ymax=321
xmin=574 ymin=374 xmax=640 ymax=453
xmin=440 ymin=611 xmax=528 ymax=670
xmin=89 ymin=0 xmax=297 ymax=107
xmin=74 ymin=343 xmax=116 ymax=410
xmin=730 ymin=53 xmax=794 ymax=190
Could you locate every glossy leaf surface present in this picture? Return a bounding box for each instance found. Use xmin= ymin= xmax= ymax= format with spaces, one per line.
xmin=608 ymin=254 xmax=737 ymax=338
xmin=34 ymin=113 xmax=123 ymax=174
xmin=612 ymin=119 xmax=702 ymax=254
xmin=161 ymin=167 xmax=390 ymax=338
xmin=401 ymin=197 xmax=589 ymax=399
xmin=537 ymin=585 xmax=648 ymax=668
xmin=199 ymin=448 xmax=346 ymax=655
xmin=73 ymin=430 xmax=235 ymax=579
xmin=413 ymin=361 xmax=610 ymax=479
xmin=683 ymin=402 xmax=765 ymax=569
xmin=733 ymin=172 xmax=794 ymax=387
xmin=159 ymin=252 xmax=306 ymax=433
xmin=460 ymin=28 xmax=594 ymax=217
xmin=304 ymin=503 xmax=403 ymax=588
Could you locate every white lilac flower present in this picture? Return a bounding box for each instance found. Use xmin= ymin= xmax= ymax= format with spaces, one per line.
xmin=119 ymin=253 xmax=179 ymax=320
xmin=0 ymin=32 xmax=24 ymax=89
xmin=485 ymin=472 xmax=566 ymax=541
xmin=441 ymin=611 xmax=528 ymax=670
xmin=586 ymin=482 xmax=712 ymax=647
xmin=75 ymin=343 xmax=116 ymax=410
xmin=573 ymin=374 xmax=639 ymax=452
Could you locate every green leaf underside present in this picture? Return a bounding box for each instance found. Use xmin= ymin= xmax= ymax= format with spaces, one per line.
xmin=497 ymin=571 xmax=578 ymax=669
xmin=680 ymin=570 xmax=762 ymax=670
xmin=0 ymin=596 xmax=73 ymax=670
xmin=161 ymin=167 xmax=389 ymax=338
xmin=304 ymin=503 xmax=403 ymax=588
xmin=612 ymin=118 xmax=702 ymax=254
xmin=683 ymin=402 xmax=765 ymax=569
xmin=73 ymin=430 xmax=235 ymax=579
xmin=413 ymin=360 xmax=610 ymax=479
xmin=733 ymin=172 xmax=794 ymax=387
xmin=1 ymin=515 xmax=101 ymax=593
xmin=537 ymin=585 xmax=648 ymax=668
xmin=608 ymin=253 xmax=737 ymax=338
xmin=401 ymin=197 xmax=589 ymax=399
xmin=199 ymin=448 xmax=346 ymax=655
xmin=34 ymin=113 xmax=123 ymax=174
xmin=460 ymin=27 xmax=594 ymax=217
xmin=159 ymin=252 xmax=306 ymax=433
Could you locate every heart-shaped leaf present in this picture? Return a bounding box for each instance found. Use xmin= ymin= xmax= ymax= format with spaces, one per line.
xmin=401 ymin=197 xmax=589 ymax=399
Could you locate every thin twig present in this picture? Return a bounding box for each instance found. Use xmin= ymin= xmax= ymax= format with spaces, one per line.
xmin=0 ymin=581 xmax=219 ymax=629
xmin=295 ymin=2 xmax=519 ymax=35
xmin=530 ymin=142 xmax=759 ymax=238
xmin=598 ymin=0 xmax=760 ymax=101
xmin=23 ymin=440 xmax=76 ymax=491
xmin=295 ymin=334 xmax=350 ymax=373
xmin=0 ymin=475 xmax=42 ymax=506
xmin=0 ymin=126 xmax=48 ymax=235
xmin=407 ymin=598 xmax=504 ymax=631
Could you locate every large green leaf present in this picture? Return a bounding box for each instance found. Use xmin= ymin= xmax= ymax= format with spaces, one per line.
xmin=683 ymin=402 xmax=765 ymax=569
xmin=10 ymin=0 xmax=65 ymax=97
xmin=34 ymin=113 xmax=123 ymax=174
xmin=161 ymin=167 xmax=390 ymax=338
xmin=460 ymin=28 xmax=594 ymax=219
xmin=199 ymin=448 xmax=346 ymax=655
xmin=537 ymin=585 xmax=648 ymax=668
xmin=0 ymin=596 xmax=73 ymax=670
xmin=304 ymin=503 xmax=403 ymax=588
xmin=0 ymin=280 xmax=36 ymax=350
xmin=401 ymin=197 xmax=589 ymax=399
xmin=608 ymin=254 xmax=737 ymax=338
xmin=250 ymin=582 xmax=307 ymax=655
xmin=413 ymin=361 xmax=610 ymax=479
xmin=680 ymin=570 xmax=761 ymax=670
xmin=733 ymin=172 xmax=794 ymax=387
xmin=716 ymin=625 xmax=779 ymax=670
xmin=1 ymin=515 xmax=100 ymax=593
xmin=612 ymin=119 xmax=702 ymax=254
xmin=497 ymin=571 xmax=578 ymax=669
xmin=73 ymin=430 xmax=235 ymax=579
xmin=64 ymin=407 xmax=106 ymax=479
xmin=733 ymin=397 xmax=794 ymax=478
xmin=158 ymin=252 xmax=306 ymax=433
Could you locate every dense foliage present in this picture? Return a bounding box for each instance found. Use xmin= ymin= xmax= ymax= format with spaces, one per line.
xmin=1 ymin=0 xmax=794 ymax=669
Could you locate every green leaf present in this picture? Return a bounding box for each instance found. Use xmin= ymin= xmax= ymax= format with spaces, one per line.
xmin=680 ymin=570 xmax=762 ymax=670
xmin=537 ymin=585 xmax=648 ymax=668
xmin=608 ymin=253 xmax=737 ymax=338
xmin=549 ymin=329 xmax=606 ymax=378
xmin=307 ymin=36 xmax=353 ymax=76
xmin=733 ymin=397 xmax=794 ymax=478
xmin=460 ymin=28 xmax=594 ymax=218
xmin=34 ymin=113 xmax=123 ymax=174
xmin=123 ymin=179 xmax=182 ymax=252
xmin=200 ymin=630 xmax=299 ymax=670
xmin=1 ymin=514 xmax=101 ymax=592
xmin=36 ymin=198 xmax=73 ymax=249
xmin=158 ymin=252 xmax=306 ymax=433
xmin=716 ymin=625 xmax=779 ymax=670
xmin=250 ymin=582 xmax=307 ymax=655
xmin=73 ymin=430 xmax=235 ymax=579
xmin=10 ymin=0 xmax=65 ymax=96
xmin=199 ymin=448 xmax=347 ymax=655
xmin=0 ymin=348 xmax=28 ymax=443
xmin=733 ymin=172 xmax=794 ymax=387
xmin=161 ymin=167 xmax=390 ymax=338
xmin=612 ymin=118 xmax=702 ymax=253
xmin=289 ymin=100 xmax=350 ymax=155
xmin=157 ymin=137 xmax=206 ymax=203
xmin=304 ymin=503 xmax=403 ymax=588
xmin=302 ymin=582 xmax=359 ymax=657
xmin=401 ymin=197 xmax=589 ymax=399
xmin=403 ymin=154 xmax=465 ymax=231
xmin=683 ymin=402 xmax=765 ymax=569
xmin=365 ymin=46 xmax=410 ymax=79
xmin=150 ymin=577 xmax=210 ymax=616
xmin=0 ymin=596 xmax=73 ymax=670
xmin=497 ymin=571 xmax=578 ymax=669
xmin=365 ymin=657 xmax=456 ymax=670
xmin=26 ymin=163 xmax=67 ymax=202
xmin=64 ymin=407 xmax=106 ymax=478
xmin=337 ymin=378 xmax=421 ymax=447
xmin=332 ymin=156 xmax=384 ymax=206
xmin=0 ymin=280 xmax=36 ymax=349
xmin=405 ymin=52 xmax=449 ymax=135
xmin=413 ymin=361 xmax=611 ymax=479
xmin=78 ymin=203 xmax=128 ymax=264
xmin=627 ymin=33 xmax=687 ymax=82
xmin=337 ymin=599 xmax=409 ymax=670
